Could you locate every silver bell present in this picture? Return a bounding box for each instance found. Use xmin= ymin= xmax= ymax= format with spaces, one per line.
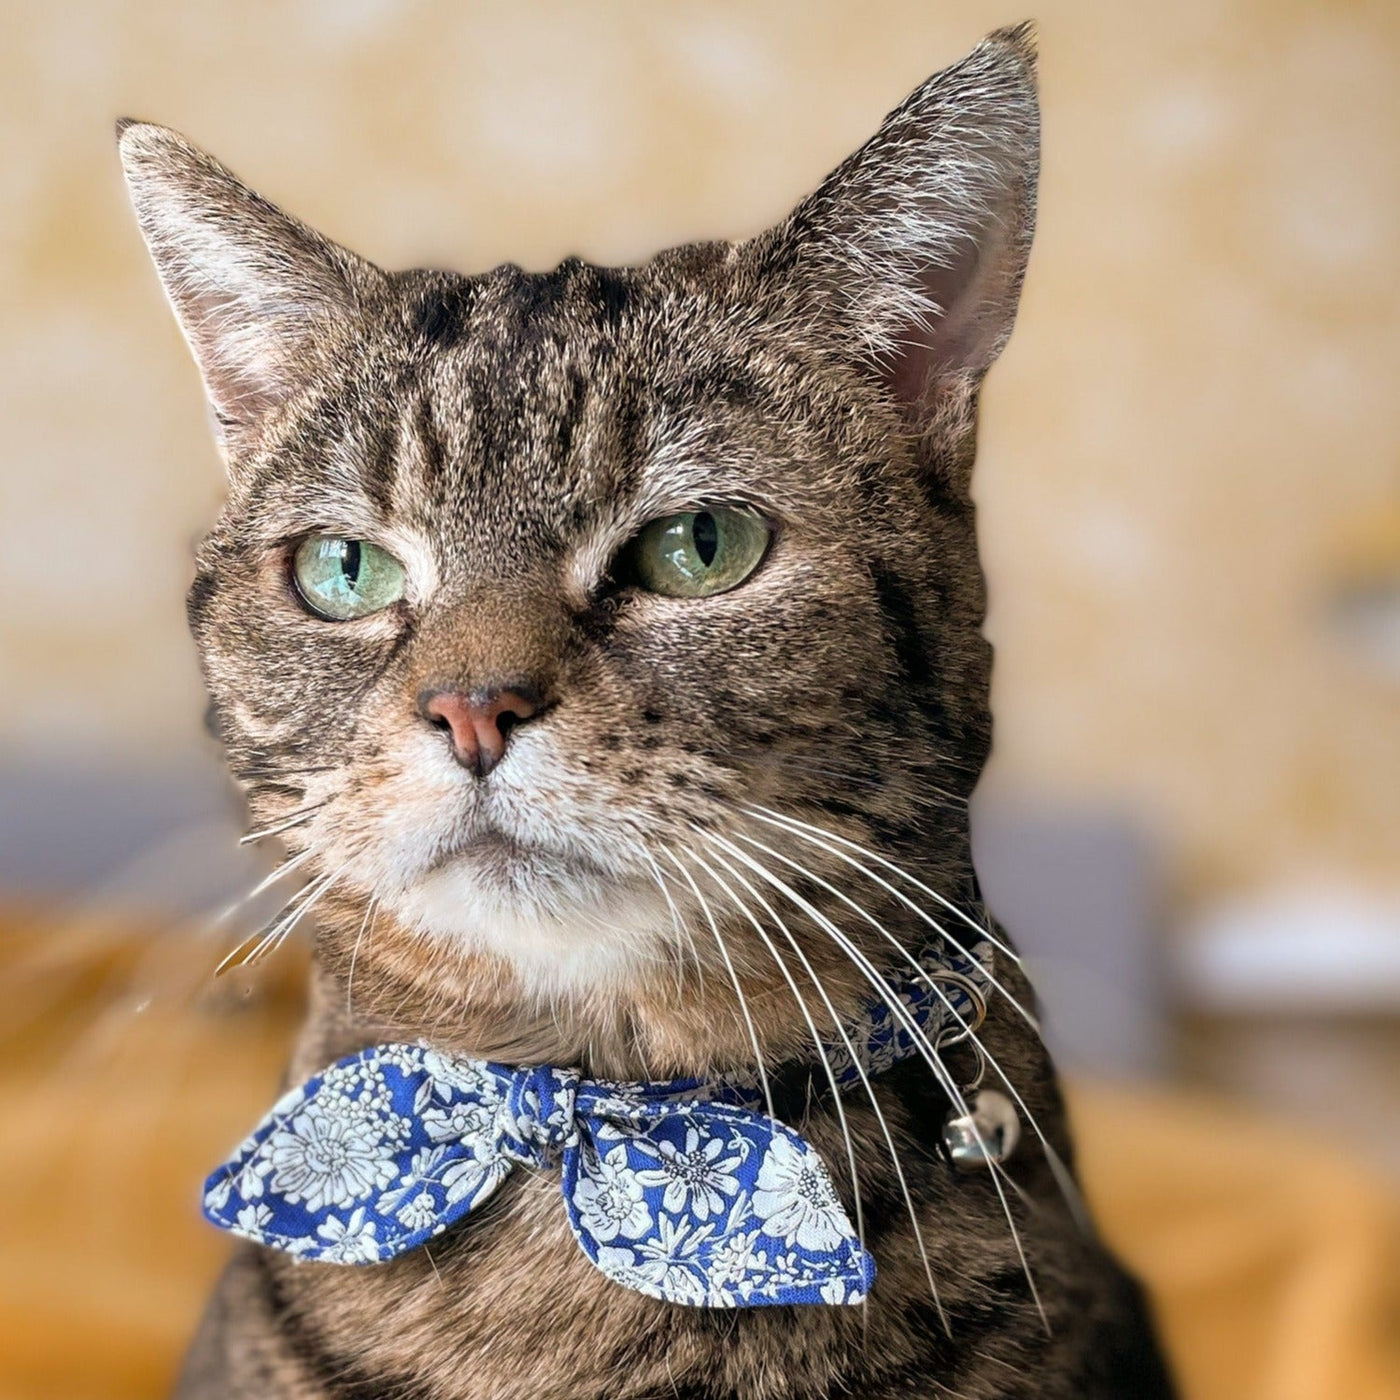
xmin=942 ymin=1089 xmax=1021 ymax=1170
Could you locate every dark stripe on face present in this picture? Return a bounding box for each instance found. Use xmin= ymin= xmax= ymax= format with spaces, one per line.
xmin=587 ymin=265 xmax=634 ymax=326
xmin=412 ymin=280 xmax=477 ymax=350
xmin=807 ymin=795 xmax=915 ymax=858
xmin=186 ymin=568 xmax=219 ymax=630
xmin=413 ymin=394 xmax=447 ymax=506
xmin=607 ymin=392 xmax=646 ymax=500
xmin=555 ymin=368 xmax=588 ymax=469
xmin=648 ymin=362 xmax=763 ymax=425
xmin=360 ymin=414 xmax=400 ymax=518
xmin=570 ymin=587 xmax=625 ymax=646
xmin=869 ymin=559 xmax=932 ymax=692
xmin=245 ymin=778 xmax=307 ymax=800
xmin=380 ymin=614 xmax=418 ymax=671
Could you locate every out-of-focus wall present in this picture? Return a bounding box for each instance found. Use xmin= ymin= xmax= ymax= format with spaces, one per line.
xmin=1 ymin=0 xmax=1396 ymax=909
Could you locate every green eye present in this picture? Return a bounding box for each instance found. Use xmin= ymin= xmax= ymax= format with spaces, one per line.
xmin=627 ymin=508 xmax=770 ymax=598
xmin=292 ymin=535 xmax=407 ymax=620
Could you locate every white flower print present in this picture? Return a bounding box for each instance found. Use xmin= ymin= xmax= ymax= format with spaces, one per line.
xmin=421 ymin=1099 xmax=496 ymax=1148
xmin=860 ymin=1005 xmax=901 ymax=1077
xmin=234 ymin=1154 xmax=270 ymax=1202
xmin=441 ymin=1157 xmax=505 ymax=1205
xmin=704 ymin=1226 xmax=766 ymax=1295
xmin=633 ymin=1127 xmax=742 ymax=1220
xmin=338 ymin=1099 xmax=410 ymax=1146
xmin=591 ymin=1120 xmax=632 ymax=1148
xmin=765 ymin=1249 xmax=805 ymax=1287
xmin=594 ymin=1245 xmax=650 ymax=1294
xmin=371 ymin=1045 xmax=422 ymax=1075
xmin=375 ymin=1145 xmax=449 ymax=1217
xmin=422 ymin=1049 xmax=501 ymax=1102
xmin=315 ymin=1207 xmax=380 ymax=1263
xmin=309 ymin=1062 xmax=415 ymax=1147
xmin=205 ymin=1174 xmax=233 ymax=1214
xmin=236 ymin=1202 xmax=273 ymax=1235
xmin=751 ymin=1135 xmax=850 ymax=1253
xmin=395 ymin=1189 xmax=439 ymax=1232
xmin=209 ymin=1134 xmax=274 ymax=1210
xmin=831 ymin=1005 xmax=881 ymax=1077
xmin=573 ymin=1143 xmax=652 ymax=1243
xmin=320 ymin=1061 xmax=388 ymax=1102
xmin=267 ymin=1103 xmax=399 ymax=1212
xmin=400 ymin=1144 xmax=448 ymax=1183
xmin=624 ymin=1216 xmax=713 ymax=1304
xmin=207 ymin=1034 xmax=892 ymax=1304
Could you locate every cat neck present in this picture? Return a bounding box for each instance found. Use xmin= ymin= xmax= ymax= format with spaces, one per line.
xmin=293 ymin=835 xmax=983 ymax=1086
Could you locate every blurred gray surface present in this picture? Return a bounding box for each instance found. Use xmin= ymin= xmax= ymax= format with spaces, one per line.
xmin=0 ymin=755 xmax=256 ymax=913
xmin=971 ymin=794 xmax=1169 ymax=1079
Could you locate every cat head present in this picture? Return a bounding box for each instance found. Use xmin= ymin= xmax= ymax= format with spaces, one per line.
xmin=118 ymin=28 xmax=1037 ymax=1048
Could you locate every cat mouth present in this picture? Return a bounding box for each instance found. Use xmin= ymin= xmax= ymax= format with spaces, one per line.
xmin=424 ymin=824 xmax=614 ymax=886
xmin=438 ymin=829 xmax=529 ymax=871
xmin=426 ymin=826 xmax=530 ymax=872
xmin=395 ymin=816 xmax=661 ymax=978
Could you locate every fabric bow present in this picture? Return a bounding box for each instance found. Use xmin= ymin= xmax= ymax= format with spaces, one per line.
xmin=205 ymin=936 xmax=991 ymax=1309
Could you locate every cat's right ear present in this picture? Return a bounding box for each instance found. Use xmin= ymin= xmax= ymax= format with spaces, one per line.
xmin=744 ymin=26 xmax=1039 ymax=464
xmin=116 ymin=121 xmax=382 ymax=460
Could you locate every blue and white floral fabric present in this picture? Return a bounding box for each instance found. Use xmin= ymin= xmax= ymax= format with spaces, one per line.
xmin=204 ymin=937 xmax=991 ymax=1309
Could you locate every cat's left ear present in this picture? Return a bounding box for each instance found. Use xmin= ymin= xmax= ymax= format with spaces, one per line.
xmin=748 ymin=25 xmax=1039 ymax=431
xmin=117 ymin=121 xmax=383 ymax=460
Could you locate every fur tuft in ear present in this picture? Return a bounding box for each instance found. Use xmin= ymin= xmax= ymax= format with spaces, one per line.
xmin=116 ymin=123 xmax=383 ymax=457
xmin=752 ymin=24 xmax=1039 ymax=420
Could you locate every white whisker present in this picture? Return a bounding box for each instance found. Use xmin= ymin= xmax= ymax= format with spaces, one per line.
xmin=743 ymin=806 xmax=1038 ymax=1033
xmin=637 ymin=843 xmax=702 ymax=996
xmin=211 ymin=844 xmax=318 ymax=928
xmin=215 ymin=865 xmax=341 ymax=976
xmin=685 ymin=841 xmax=868 ymax=1317
xmin=697 ymin=829 xmax=952 ymax=1334
xmin=746 ymin=804 xmax=1021 ymax=965
xmin=703 ymin=830 xmax=1050 ymax=1332
xmin=663 ymin=847 xmax=776 ymax=1126
xmin=711 ymin=747 xmax=966 ymax=805
xmin=346 ymin=895 xmax=378 ymax=1015
xmin=237 ymin=801 xmax=328 ymax=846
xmin=730 ymin=825 xmax=1086 ymax=1231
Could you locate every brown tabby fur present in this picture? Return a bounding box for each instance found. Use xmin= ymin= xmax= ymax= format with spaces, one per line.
xmin=119 ymin=25 xmax=1175 ymax=1399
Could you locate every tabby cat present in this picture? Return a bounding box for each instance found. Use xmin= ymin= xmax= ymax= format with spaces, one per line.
xmin=119 ymin=24 xmax=1175 ymax=1399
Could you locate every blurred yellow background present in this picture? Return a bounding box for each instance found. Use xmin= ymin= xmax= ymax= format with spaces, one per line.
xmin=1 ymin=2 xmax=1397 ymax=1397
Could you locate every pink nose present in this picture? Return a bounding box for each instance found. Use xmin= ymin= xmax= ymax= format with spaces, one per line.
xmin=419 ymin=686 xmax=542 ymax=776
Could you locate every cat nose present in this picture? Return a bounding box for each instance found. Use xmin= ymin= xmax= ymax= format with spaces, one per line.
xmin=418 ymin=684 xmax=544 ymax=777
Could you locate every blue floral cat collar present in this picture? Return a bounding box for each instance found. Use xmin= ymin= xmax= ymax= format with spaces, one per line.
xmin=204 ymin=938 xmax=998 ymax=1309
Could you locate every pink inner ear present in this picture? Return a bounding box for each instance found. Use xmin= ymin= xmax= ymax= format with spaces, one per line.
xmin=881 ymin=228 xmax=1016 ymax=413
xmin=185 ymin=289 xmax=283 ymax=433
xmin=118 ymin=122 xmax=380 ymax=455
xmin=885 ymin=326 xmax=937 ymax=409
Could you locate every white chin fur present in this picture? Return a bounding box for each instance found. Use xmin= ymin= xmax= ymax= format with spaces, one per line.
xmin=386 ymin=851 xmax=671 ymax=998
